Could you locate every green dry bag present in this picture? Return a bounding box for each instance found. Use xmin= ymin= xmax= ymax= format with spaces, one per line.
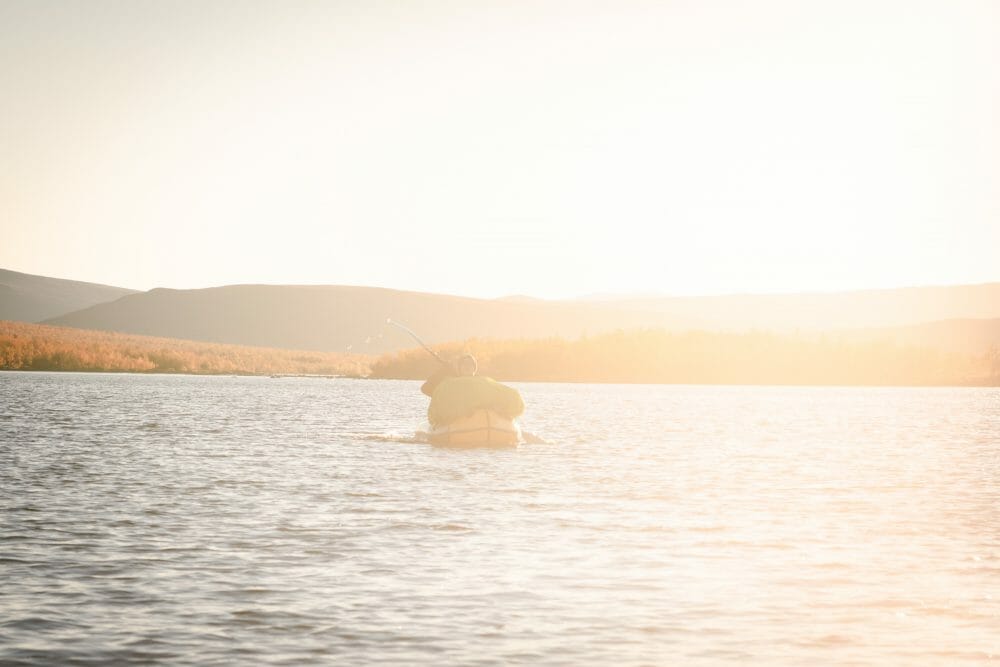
xmin=428 ymin=376 xmax=524 ymax=427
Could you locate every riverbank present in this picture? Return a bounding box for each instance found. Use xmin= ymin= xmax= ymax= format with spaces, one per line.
xmin=5 ymin=319 xmax=998 ymax=386
xmin=0 ymin=320 xmax=368 ymax=377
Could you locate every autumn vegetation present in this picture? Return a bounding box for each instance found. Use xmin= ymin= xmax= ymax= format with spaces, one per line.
xmin=0 ymin=320 xmax=368 ymax=376
xmin=3 ymin=320 xmax=998 ymax=386
xmin=370 ymin=329 xmax=1000 ymax=386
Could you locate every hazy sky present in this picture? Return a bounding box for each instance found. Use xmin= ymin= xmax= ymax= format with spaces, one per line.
xmin=2 ymin=0 xmax=997 ymax=298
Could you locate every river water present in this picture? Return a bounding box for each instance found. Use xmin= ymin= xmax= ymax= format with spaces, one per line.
xmin=1 ymin=372 xmax=998 ymax=665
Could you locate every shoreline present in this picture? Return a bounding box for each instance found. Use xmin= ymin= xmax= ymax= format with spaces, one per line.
xmin=2 ymin=368 xmax=996 ymax=388
xmin=4 ymin=320 xmax=996 ymax=387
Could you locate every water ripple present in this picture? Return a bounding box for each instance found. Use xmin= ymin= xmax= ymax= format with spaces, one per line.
xmin=1 ymin=373 xmax=998 ymax=665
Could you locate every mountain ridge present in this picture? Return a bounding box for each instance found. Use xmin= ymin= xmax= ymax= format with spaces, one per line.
xmin=0 ymin=268 xmax=137 ymax=323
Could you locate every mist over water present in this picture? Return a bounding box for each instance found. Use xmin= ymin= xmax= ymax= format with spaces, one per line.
xmin=2 ymin=372 xmax=998 ymax=665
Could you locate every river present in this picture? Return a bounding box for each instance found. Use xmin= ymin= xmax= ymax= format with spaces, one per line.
xmin=1 ymin=372 xmax=997 ymax=665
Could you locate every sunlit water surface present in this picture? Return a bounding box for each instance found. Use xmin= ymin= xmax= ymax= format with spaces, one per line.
xmin=1 ymin=372 xmax=998 ymax=665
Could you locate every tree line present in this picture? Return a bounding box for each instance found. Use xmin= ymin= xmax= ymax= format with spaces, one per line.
xmin=369 ymin=329 xmax=1000 ymax=386
xmin=0 ymin=320 xmax=367 ymax=376
xmin=3 ymin=320 xmax=997 ymax=385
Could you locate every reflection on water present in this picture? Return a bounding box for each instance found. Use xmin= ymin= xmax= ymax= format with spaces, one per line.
xmin=1 ymin=372 xmax=998 ymax=665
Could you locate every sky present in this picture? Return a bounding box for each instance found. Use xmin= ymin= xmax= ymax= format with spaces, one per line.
xmin=1 ymin=0 xmax=997 ymax=299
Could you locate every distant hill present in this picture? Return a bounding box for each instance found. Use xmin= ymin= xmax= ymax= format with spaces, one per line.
xmin=601 ymin=283 xmax=1000 ymax=331
xmin=45 ymin=284 xmax=683 ymax=354
xmin=0 ymin=268 xmax=137 ymax=323
xmin=43 ymin=281 xmax=1000 ymax=356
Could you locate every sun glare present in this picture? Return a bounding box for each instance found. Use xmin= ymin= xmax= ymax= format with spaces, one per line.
xmin=1 ymin=0 xmax=997 ymax=297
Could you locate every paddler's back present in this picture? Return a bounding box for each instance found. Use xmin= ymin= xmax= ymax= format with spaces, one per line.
xmin=428 ymin=376 xmax=524 ymax=427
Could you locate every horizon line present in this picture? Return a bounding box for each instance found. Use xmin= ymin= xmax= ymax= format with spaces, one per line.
xmin=4 ymin=264 xmax=1000 ymax=303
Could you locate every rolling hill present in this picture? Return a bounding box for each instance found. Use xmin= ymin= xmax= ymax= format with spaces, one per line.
xmin=0 ymin=268 xmax=137 ymax=322
xmin=44 ymin=285 xmax=683 ymax=354
xmin=43 ymin=281 xmax=1000 ymax=356
xmin=590 ymin=282 xmax=1000 ymax=331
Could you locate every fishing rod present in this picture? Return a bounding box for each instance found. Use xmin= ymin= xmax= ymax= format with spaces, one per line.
xmin=385 ymin=318 xmax=452 ymax=369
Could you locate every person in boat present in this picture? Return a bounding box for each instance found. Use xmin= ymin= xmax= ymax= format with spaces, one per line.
xmin=419 ymin=354 xmax=472 ymax=398
xmin=422 ymin=354 xmax=524 ymax=428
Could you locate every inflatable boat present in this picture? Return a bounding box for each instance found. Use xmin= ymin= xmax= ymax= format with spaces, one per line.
xmin=420 ymin=409 xmax=521 ymax=448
